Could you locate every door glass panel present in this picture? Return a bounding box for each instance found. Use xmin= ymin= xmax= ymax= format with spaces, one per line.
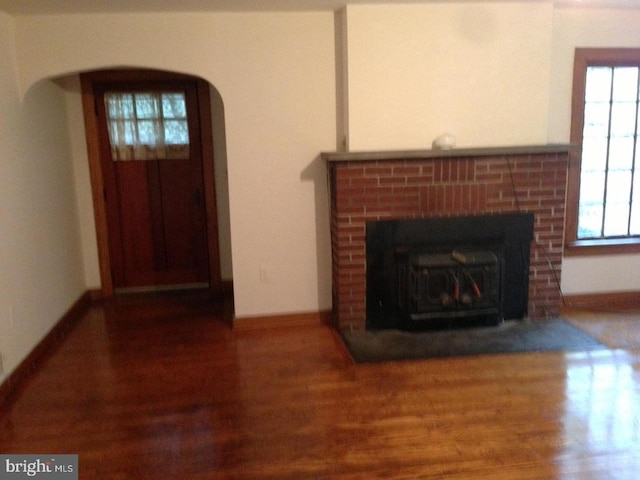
xmin=105 ymin=91 xmax=189 ymax=161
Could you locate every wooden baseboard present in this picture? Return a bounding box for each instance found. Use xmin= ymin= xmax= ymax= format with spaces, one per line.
xmin=87 ymin=288 xmax=105 ymax=300
xmin=233 ymin=310 xmax=332 ymax=331
xmin=0 ymin=291 xmax=92 ymax=408
xmin=562 ymin=291 xmax=640 ymax=311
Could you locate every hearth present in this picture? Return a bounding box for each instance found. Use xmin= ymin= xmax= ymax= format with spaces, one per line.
xmin=366 ymin=213 xmax=534 ymax=331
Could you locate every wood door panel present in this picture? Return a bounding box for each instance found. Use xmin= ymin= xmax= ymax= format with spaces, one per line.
xmin=146 ymin=161 xmax=166 ymax=272
xmin=115 ymin=161 xmax=156 ymax=286
xmin=113 ymin=159 xmax=208 ymax=288
xmin=158 ymin=159 xmax=208 ymax=281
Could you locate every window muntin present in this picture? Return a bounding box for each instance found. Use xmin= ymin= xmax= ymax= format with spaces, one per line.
xmin=578 ymin=65 xmax=640 ymax=240
xmin=105 ymin=91 xmax=190 ymax=161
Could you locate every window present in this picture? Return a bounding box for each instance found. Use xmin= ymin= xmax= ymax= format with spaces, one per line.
xmin=566 ymin=48 xmax=640 ymax=255
xmin=104 ymin=91 xmax=190 ymax=161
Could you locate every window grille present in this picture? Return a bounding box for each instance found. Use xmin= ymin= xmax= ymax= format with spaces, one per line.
xmin=105 ymin=92 xmax=190 ymax=161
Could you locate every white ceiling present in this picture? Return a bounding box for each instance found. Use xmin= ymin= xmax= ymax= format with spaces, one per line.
xmin=0 ymin=0 xmax=639 ymax=15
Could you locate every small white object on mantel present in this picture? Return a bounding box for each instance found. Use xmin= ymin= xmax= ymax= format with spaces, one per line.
xmin=432 ymin=133 xmax=456 ymax=150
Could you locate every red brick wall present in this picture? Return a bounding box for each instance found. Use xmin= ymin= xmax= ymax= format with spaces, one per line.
xmin=329 ymin=152 xmax=569 ymax=331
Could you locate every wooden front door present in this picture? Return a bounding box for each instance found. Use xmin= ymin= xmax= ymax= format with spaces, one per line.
xmin=94 ymin=78 xmax=210 ymax=291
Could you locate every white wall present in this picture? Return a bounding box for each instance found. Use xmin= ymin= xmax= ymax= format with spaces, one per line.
xmin=344 ymin=2 xmax=553 ymax=150
xmin=14 ymin=11 xmax=337 ymax=319
xmin=0 ymin=12 xmax=85 ymax=380
xmin=549 ymin=6 xmax=640 ymax=294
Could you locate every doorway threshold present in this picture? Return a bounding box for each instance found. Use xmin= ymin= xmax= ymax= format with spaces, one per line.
xmin=114 ymin=283 xmax=209 ymax=295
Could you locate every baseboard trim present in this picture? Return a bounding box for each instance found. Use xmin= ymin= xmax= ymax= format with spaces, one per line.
xmin=87 ymin=288 xmax=105 ymax=300
xmin=562 ymin=291 xmax=640 ymax=311
xmin=233 ymin=310 xmax=332 ymax=331
xmin=0 ymin=291 xmax=92 ymax=408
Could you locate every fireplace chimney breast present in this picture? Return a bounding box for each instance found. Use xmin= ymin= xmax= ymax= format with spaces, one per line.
xmin=323 ymin=145 xmax=572 ymax=331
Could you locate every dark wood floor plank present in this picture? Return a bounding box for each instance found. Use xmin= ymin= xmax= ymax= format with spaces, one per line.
xmin=1 ymin=292 xmax=640 ymax=479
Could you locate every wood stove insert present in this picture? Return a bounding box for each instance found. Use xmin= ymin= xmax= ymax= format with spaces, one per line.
xmin=366 ymin=213 xmax=534 ymax=331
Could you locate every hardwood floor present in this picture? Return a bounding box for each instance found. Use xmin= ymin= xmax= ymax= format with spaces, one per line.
xmin=1 ymin=292 xmax=640 ymax=479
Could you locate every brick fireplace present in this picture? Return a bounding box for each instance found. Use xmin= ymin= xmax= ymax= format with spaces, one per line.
xmin=322 ymin=145 xmax=573 ymax=332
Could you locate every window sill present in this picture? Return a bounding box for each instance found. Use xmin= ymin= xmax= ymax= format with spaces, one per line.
xmin=564 ymin=237 xmax=640 ymax=257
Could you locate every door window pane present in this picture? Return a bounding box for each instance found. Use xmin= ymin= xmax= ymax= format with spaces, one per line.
xmin=105 ymin=91 xmax=190 ymax=161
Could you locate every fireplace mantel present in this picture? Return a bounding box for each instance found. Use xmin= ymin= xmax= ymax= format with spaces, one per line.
xmin=325 ymin=143 xmax=572 ymax=331
xmin=322 ymin=144 xmax=576 ymax=163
